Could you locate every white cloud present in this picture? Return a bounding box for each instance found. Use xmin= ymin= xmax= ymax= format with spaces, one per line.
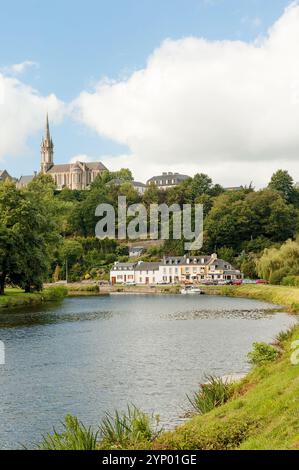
xmin=72 ymin=3 xmax=299 ymax=186
xmin=1 ymin=61 xmax=39 ymax=76
xmin=0 ymin=73 xmax=64 ymax=162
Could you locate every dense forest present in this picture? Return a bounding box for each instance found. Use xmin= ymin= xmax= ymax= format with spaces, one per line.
xmin=1 ymin=168 xmax=299 ymax=293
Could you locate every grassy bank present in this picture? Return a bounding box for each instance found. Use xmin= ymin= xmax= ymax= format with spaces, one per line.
xmin=0 ymin=286 xmax=68 ymax=310
xmin=202 ymin=284 xmax=299 ymax=314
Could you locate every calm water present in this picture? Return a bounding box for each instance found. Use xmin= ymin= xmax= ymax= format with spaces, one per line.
xmin=0 ymin=294 xmax=297 ymax=449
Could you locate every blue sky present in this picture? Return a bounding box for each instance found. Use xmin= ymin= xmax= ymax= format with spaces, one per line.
xmin=0 ymin=0 xmax=297 ymax=184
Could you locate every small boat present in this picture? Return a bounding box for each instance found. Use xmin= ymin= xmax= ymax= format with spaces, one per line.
xmin=180 ymin=286 xmax=202 ymax=295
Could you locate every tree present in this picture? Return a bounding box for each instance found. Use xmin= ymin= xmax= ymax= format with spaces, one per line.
xmin=256 ymin=239 xmax=299 ymax=284
xmin=0 ymin=179 xmax=59 ymax=293
xmin=268 ymin=170 xmax=297 ymax=204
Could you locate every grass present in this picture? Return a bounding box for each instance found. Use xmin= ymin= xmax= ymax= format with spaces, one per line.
xmin=0 ymin=286 xmax=68 ymax=309
xmin=38 ymin=415 xmax=98 ymax=450
xmin=187 ymin=376 xmax=233 ymax=415
xmin=98 ymin=405 xmax=162 ymax=450
xmin=38 ymin=407 xmax=162 ymax=451
xmin=202 ymin=284 xmax=299 ymax=313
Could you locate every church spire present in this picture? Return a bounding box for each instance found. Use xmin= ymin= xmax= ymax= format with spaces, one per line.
xmin=40 ymin=114 xmax=54 ymax=173
xmin=45 ymin=113 xmax=50 ymax=141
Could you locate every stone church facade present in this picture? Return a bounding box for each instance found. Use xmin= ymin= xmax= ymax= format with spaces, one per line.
xmin=40 ymin=115 xmax=107 ymax=190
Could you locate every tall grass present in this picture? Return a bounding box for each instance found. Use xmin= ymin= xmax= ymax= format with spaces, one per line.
xmin=99 ymin=405 xmax=162 ymax=449
xmin=38 ymin=415 xmax=98 ymax=450
xmin=187 ymin=376 xmax=233 ymax=415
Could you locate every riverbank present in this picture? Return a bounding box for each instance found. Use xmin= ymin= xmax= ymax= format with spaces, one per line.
xmin=202 ymin=284 xmax=299 ymax=314
xmin=0 ymin=286 xmax=68 ymax=310
xmin=153 ymin=324 xmax=299 ymax=450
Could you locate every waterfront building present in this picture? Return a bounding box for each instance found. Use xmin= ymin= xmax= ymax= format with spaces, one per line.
xmin=110 ymin=254 xmax=243 ymax=285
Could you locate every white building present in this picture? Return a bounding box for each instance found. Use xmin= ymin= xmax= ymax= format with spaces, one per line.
xmin=110 ymin=254 xmax=242 ymax=285
xmin=110 ymin=263 xmax=136 ymax=285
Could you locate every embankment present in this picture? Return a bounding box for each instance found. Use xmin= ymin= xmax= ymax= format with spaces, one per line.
xmin=0 ymin=286 xmax=68 ymax=310
xmin=202 ymin=284 xmax=299 ymax=314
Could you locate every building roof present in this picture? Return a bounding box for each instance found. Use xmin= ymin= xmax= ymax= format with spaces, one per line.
xmin=129 ymin=246 xmax=144 ymax=253
xmin=47 ymin=161 xmax=107 ymax=174
xmin=0 ymin=170 xmax=11 ymax=180
xmin=147 ymin=172 xmax=190 ymax=186
xmin=107 ymin=179 xmax=146 ymax=188
xmin=17 ymin=175 xmax=35 ymax=186
xmin=162 ymin=256 xmax=213 ymax=266
xmin=111 ymin=263 xmax=136 ymax=271
xmin=134 ymin=262 xmax=161 ymax=272
xmin=133 ymin=181 xmax=146 ymax=188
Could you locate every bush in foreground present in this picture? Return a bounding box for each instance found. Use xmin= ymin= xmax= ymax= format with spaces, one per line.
xmin=187 ymin=376 xmax=233 ymax=415
xmin=248 ymin=342 xmax=279 ymax=367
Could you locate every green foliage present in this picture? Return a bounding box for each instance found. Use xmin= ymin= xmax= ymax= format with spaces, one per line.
xmin=256 ymin=239 xmax=299 ymax=283
xmin=38 ymin=415 xmax=98 ymax=450
xmin=248 ymin=343 xmax=279 ymax=367
xmin=187 ymin=376 xmax=233 ymax=415
xmin=0 ymin=179 xmax=60 ymax=294
xmin=43 ymin=286 xmax=68 ymax=300
xmin=281 ymin=275 xmax=299 ymax=287
xmin=275 ymin=327 xmax=296 ymax=345
xmin=268 ymin=169 xmax=298 ymax=205
xmin=205 ymin=189 xmax=298 ymax=252
xmin=99 ymin=405 xmax=162 ymax=449
xmin=217 ymin=247 xmax=236 ymax=264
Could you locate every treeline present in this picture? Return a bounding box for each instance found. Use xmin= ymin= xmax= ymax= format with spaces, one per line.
xmin=0 ymin=168 xmax=299 ymax=292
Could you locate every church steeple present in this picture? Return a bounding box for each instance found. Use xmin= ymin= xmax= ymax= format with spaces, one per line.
xmin=40 ymin=113 xmax=54 ymax=173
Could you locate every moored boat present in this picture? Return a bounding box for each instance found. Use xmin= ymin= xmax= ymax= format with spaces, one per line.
xmin=180 ymin=286 xmax=202 ymax=295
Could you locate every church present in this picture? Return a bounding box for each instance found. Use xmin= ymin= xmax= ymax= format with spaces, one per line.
xmin=18 ymin=116 xmax=108 ymax=190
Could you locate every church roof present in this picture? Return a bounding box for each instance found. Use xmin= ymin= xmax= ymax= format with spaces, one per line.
xmin=46 ymin=161 xmax=108 ymax=174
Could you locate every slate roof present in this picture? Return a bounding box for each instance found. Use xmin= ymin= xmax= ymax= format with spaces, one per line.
xmin=134 ymin=262 xmax=161 ymax=272
xmin=47 ymin=161 xmax=108 ymax=174
xmin=147 ymin=173 xmax=190 ymax=186
xmin=162 ymin=256 xmax=212 ymax=266
xmin=111 ymin=263 xmax=136 ymax=271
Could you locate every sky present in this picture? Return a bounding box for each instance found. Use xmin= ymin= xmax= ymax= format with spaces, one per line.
xmin=0 ymin=0 xmax=298 ymax=187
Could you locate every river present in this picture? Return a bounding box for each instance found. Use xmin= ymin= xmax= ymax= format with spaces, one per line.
xmin=0 ymin=294 xmax=297 ymax=449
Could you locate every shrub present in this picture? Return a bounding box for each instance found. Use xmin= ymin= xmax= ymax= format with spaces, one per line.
xmin=38 ymin=415 xmax=98 ymax=450
xmin=275 ymin=327 xmax=296 ymax=344
xmin=99 ymin=405 xmax=162 ymax=449
xmin=282 ymin=275 xmax=299 ymax=287
xmin=43 ymin=286 xmax=68 ymax=301
xmin=248 ymin=342 xmax=279 ymax=366
xmin=269 ymin=268 xmax=288 ymax=286
xmin=187 ymin=376 xmax=233 ymax=415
